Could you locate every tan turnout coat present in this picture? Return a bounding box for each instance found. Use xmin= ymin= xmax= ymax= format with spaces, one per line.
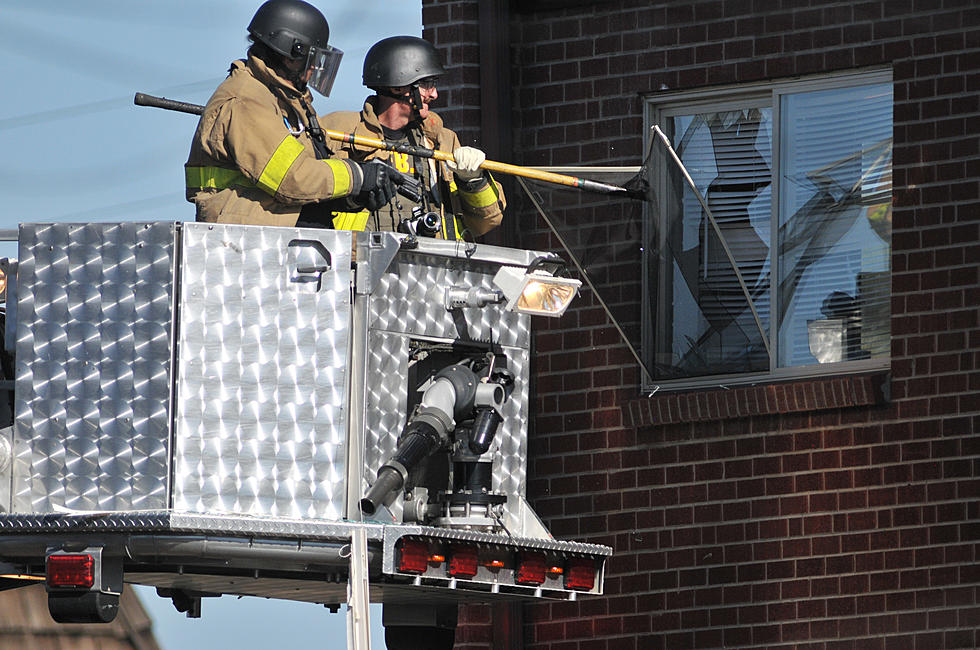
xmin=321 ymin=97 xmax=504 ymax=238
xmin=185 ymin=55 xmax=361 ymax=226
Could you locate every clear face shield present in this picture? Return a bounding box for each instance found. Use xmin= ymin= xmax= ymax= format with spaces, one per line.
xmin=305 ymin=44 xmax=343 ymax=97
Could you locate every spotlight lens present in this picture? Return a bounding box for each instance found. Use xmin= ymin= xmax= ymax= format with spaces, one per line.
xmin=492 ymin=266 xmax=581 ymax=318
xmin=517 ymin=280 xmax=577 ymax=315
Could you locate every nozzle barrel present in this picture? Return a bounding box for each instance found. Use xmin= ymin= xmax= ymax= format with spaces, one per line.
xmin=359 ymin=418 xmax=444 ymax=516
xmin=359 ymin=466 xmax=404 ymax=516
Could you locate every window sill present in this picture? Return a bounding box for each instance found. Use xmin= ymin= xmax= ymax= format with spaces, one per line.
xmin=625 ymin=372 xmax=890 ymax=428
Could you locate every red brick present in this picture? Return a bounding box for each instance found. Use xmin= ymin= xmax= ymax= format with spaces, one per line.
xmin=439 ymin=0 xmax=980 ymax=646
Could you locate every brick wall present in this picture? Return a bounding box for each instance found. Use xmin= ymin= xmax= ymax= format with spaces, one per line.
xmin=423 ymin=0 xmax=980 ymax=647
xmin=421 ymin=1 xmax=484 ymax=148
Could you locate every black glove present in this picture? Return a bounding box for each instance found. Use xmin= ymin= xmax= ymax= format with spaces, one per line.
xmin=356 ymin=160 xmax=398 ymax=212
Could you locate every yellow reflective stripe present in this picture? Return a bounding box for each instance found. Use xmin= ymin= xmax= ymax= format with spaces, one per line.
xmin=458 ymin=182 xmax=500 ymax=209
xmin=189 ymin=153 xmax=351 ymax=200
xmin=324 ymin=159 xmax=352 ymax=198
xmin=185 ymin=166 xmax=250 ymax=190
xmin=257 ymin=135 xmax=305 ymax=195
xmin=332 ymin=210 xmax=370 ymax=230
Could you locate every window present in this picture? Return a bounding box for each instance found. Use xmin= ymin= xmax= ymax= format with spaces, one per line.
xmin=643 ymin=70 xmax=892 ymax=389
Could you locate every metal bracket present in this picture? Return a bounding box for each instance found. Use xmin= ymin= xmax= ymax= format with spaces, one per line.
xmin=355 ymin=231 xmax=400 ymax=295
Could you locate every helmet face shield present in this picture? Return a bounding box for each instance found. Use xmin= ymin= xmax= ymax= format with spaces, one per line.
xmin=306 ymin=44 xmax=343 ymax=96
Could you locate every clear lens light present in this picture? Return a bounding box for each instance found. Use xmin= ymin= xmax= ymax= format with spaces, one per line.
xmin=517 ymin=280 xmax=578 ymax=315
xmin=492 ymin=267 xmax=581 ymax=317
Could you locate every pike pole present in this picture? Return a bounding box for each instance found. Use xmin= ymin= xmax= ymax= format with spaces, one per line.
xmin=134 ymin=92 xmax=638 ymax=197
xmin=326 ymin=129 xmax=633 ymax=195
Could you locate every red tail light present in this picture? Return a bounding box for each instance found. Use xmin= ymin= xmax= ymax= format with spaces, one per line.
xmin=564 ymin=557 xmax=596 ymax=591
xmin=448 ymin=546 xmax=479 ymax=578
xmin=397 ymin=539 xmax=430 ymax=574
xmin=515 ymin=553 xmax=546 ymax=585
xmin=46 ymin=554 xmax=95 ymax=589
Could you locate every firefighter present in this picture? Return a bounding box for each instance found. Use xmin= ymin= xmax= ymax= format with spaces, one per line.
xmin=320 ymin=36 xmax=505 ymax=239
xmin=185 ymin=0 xmax=397 ymax=226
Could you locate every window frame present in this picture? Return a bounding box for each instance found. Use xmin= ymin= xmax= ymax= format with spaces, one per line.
xmin=641 ymin=68 xmax=893 ymax=392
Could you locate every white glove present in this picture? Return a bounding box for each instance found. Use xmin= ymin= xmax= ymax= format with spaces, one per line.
xmin=447 ymin=146 xmax=485 ymax=181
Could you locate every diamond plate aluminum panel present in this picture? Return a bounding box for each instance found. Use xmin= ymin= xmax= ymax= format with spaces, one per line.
xmin=369 ymin=253 xmax=531 ymax=348
xmin=0 ymin=511 xmax=385 ymax=542
xmin=363 ymin=273 xmax=531 ymax=533
xmin=174 ymin=224 xmax=352 ymax=521
xmin=12 ymin=223 xmax=176 ymax=513
xmin=361 ymin=331 xmax=409 ymax=496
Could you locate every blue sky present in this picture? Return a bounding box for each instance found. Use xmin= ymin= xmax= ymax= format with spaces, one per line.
xmin=0 ymin=0 xmax=421 ymax=255
xmin=2 ymin=1 xmax=422 ymax=647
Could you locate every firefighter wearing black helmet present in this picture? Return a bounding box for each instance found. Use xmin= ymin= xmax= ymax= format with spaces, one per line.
xmin=185 ymin=0 xmax=397 ymax=226
xmin=321 ymin=36 xmax=505 ymax=239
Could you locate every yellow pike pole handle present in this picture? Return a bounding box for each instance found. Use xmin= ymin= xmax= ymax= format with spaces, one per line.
xmin=325 ymin=130 xmax=636 ymax=197
xmin=133 ymin=92 xmax=637 ymax=197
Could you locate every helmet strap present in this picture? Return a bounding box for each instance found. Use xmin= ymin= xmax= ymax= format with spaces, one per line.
xmin=374 ymin=85 xmax=425 ymax=125
xmin=408 ymin=86 xmax=424 ymax=123
xmin=250 ymin=42 xmax=309 ymax=91
xmin=282 ymin=58 xmax=309 ymax=92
